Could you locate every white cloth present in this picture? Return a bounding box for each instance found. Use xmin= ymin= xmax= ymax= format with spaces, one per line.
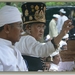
xmin=58 ymin=61 xmax=75 ymax=71
xmin=59 ymin=9 xmax=66 ymax=14
xmin=45 ymin=35 xmax=51 ymax=41
xmin=49 ymin=63 xmax=59 ymax=71
xmin=56 ymin=15 xmax=68 ymax=34
xmin=15 ymin=35 xmax=56 ymax=57
xmin=59 ymin=40 xmax=67 ymax=48
xmin=49 ymin=19 xmax=58 ymax=38
xmin=0 ymin=5 xmax=22 ymax=27
xmin=53 ymin=14 xmax=60 ymax=18
xmin=0 ymin=38 xmax=28 ymax=71
xmin=50 ymin=51 xmax=59 ymax=57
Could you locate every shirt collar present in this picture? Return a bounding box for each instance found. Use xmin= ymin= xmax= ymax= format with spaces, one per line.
xmin=0 ymin=38 xmax=12 ymax=46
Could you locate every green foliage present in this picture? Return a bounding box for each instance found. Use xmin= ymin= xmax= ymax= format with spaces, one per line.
xmin=0 ymin=2 xmax=22 ymax=12
xmin=45 ymin=2 xmax=75 ymax=6
xmin=0 ymin=2 xmax=75 ymax=12
xmin=0 ymin=2 xmax=5 ymax=9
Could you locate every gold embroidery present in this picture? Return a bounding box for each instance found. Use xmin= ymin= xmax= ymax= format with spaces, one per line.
xmin=22 ymin=3 xmax=46 ymax=24
xmin=35 ymin=5 xmax=39 ymax=10
xmin=31 ymin=5 xmax=34 ymax=8
xmin=34 ymin=10 xmax=45 ymax=22
xmin=29 ymin=16 xmax=33 ymax=20
xmin=23 ymin=17 xmax=25 ymax=21
xmin=25 ymin=9 xmax=29 ymax=16
xmin=32 ymin=9 xmax=34 ymax=12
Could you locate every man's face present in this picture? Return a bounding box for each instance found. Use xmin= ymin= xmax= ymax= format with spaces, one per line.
xmin=53 ymin=54 xmax=60 ymax=65
xmin=30 ymin=23 xmax=46 ymax=41
xmin=6 ymin=21 xmax=23 ymax=44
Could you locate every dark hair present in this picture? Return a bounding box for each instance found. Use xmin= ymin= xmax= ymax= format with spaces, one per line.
xmin=0 ymin=26 xmax=4 ymax=32
xmin=53 ymin=56 xmax=55 ymax=59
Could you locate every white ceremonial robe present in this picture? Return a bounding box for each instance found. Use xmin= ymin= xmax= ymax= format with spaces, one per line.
xmin=15 ymin=35 xmax=56 ymax=57
xmin=58 ymin=61 xmax=75 ymax=71
xmin=49 ymin=19 xmax=58 ymax=38
xmin=56 ymin=15 xmax=68 ymax=34
xmin=49 ymin=63 xmax=59 ymax=71
xmin=0 ymin=38 xmax=28 ymax=71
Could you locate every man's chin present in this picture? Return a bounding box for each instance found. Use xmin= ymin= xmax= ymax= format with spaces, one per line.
xmin=37 ymin=37 xmax=44 ymax=42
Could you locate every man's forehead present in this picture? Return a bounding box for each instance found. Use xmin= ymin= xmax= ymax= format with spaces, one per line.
xmin=31 ymin=22 xmax=45 ymax=25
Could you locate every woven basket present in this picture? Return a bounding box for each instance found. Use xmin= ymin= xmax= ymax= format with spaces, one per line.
xmin=67 ymin=40 xmax=75 ymax=51
xmin=59 ymin=50 xmax=75 ymax=62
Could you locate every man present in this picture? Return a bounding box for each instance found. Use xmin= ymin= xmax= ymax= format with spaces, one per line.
xmin=15 ymin=2 xmax=74 ymax=71
xmin=56 ymin=9 xmax=68 ymax=34
xmin=49 ymin=14 xmax=59 ymax=38
xmin=49 ymin=51 xmax=60 ymax=71
xmin=0 ymin=5 xmax=28 ymax=71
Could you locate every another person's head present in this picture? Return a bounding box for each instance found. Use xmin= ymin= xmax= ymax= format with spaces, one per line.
xmin=50 ymin=51 xmax=60 ymax=65
xmin=52 ymin=14 xmax=59 ymax=21
xmin=21 ymin=2 xmax=46 ymax=41
xmin=59 ymin=9 xmax=66 ymax=16
xmin=61 ymin=44 xmax=67 ymax=50
xmin=0 ymin=5 xmax=23 ymax=44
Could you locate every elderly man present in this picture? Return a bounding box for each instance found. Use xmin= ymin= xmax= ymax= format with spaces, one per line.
xmin=0 ymin=5 xmax=28 ymax=71
xmin=15 ymin=2 xmax=74 ymax=71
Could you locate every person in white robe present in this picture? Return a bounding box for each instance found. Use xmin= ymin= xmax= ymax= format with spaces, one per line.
xmin=0 ymin=5 xmax=28 ymax=71
xmin=15 ymin=2 xmax=74 ymax=71
xmin=49 ymin=51 xmax=60 ymax=71
xmin=15 ymin=2 xmax=73 ymax=58
xmin=49 ymin=14 xmax=59 ymax=38
xmin=56 ymin=9 xmax=68 ymax=34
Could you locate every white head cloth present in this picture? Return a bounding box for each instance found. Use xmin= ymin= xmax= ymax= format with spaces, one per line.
xmin=53 ymin=14 xmax=60 ymax=18
xmin=50 ymin=51 xmax=59 ymax=57
xmin=59 ymin=9 xmax=66 ymax=14
xmin=0 ymin=5 xmax=22 ymax=27
xmin=50 ymin=51 xmax=59 ymax=61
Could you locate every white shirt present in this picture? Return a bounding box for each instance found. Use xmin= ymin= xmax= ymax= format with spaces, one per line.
xmin=49 ymin=19 xmax=58 ymax=38
xmin=15 ymin=35 xmax=55 ymax=57
xmin=57 ymin=15 xmax=68 ymax=34
xmin=0 ymin=38 xmax=28 ymax=71
xmin=49 ymin=63 xmax=59 ymax=71
xmin=58 ymin=61 xmax=75 ymax=71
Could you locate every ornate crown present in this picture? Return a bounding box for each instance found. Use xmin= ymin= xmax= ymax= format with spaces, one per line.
xmin=21 ymin=2 xmax=46 ymax=24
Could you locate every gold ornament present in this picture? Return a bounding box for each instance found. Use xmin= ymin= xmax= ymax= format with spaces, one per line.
xmin=23 ymin=17 xmax=25 ymax=21
xmin=35 ymin=5 xmax=39 ymax=10
xmin=25 ymin=9 xmax=29 ymax=16
xmin=32 ymin=9 xmax=34 ymax=12
xmin=34 ymin=10 xmax=45 ymax=22
xmin=29 ymin=16 xmax=33 ymax=20
xmin=31 ymin=5 xmax=34 ymax=8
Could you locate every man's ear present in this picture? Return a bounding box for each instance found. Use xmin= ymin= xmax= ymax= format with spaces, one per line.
xmin=4 ymin=24 xmax=11 ymax=34
xmin=25 ymin=24 xmax=31 ymax=30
